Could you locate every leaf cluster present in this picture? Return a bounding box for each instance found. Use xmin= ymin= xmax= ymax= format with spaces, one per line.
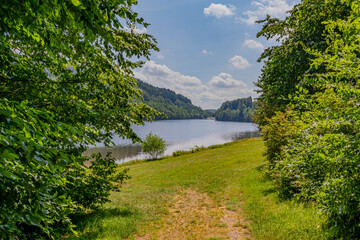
xmin=65 ymin=152 xmax=130 ymax=211
xmin=0 ymin=100 xmax=83 ymax=238
xmin=0 ymin=100 xmax=132 ymax=239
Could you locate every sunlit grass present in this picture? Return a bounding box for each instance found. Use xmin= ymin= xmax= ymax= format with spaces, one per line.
xmin=69 ymin=138 xmax=327 ymax=239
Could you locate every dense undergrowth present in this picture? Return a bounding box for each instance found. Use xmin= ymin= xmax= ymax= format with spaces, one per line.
xmin=255 ymin=0 xmax=360 ymax=238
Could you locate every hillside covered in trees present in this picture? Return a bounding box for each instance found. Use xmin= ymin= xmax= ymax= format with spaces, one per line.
xmin=137 ymin=80 xmax=211 ymax=120
xmin=215 ymin=97 xmax=255 ymax=122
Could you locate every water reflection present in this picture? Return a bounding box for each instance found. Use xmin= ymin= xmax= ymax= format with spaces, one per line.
xmin=85 ymin=144 xmax=142 ymax=160
xmin=84 ymin=120 xmax=258 ymax=163
xmin=227 ymin=131 xmax=260 ymax=141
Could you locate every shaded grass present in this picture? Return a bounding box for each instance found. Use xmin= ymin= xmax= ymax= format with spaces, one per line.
xmin=68 ymin=208 xmax=139 ymax=239
xmin=70 ymin=138 xmax=327 ymax=239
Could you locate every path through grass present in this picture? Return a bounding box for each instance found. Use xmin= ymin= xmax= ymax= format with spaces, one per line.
xmin=70 ymin=138 xmax=327 ymax=239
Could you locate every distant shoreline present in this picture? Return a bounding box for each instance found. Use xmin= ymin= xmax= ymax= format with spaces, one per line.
xmin=150 ymin=118 xmax=254 ymax=123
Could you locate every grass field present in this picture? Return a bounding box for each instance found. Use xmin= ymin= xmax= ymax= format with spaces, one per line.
xmin=69 ymin=138 xmax=327 ymax=239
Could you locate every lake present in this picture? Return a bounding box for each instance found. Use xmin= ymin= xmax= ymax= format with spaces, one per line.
xmin=84 ymin=119 xmax=258 ymax=163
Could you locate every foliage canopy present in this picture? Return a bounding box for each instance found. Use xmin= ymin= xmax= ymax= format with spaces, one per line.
xmin=0 ymin=0 xmax=158 ymax=238
xmin=255 ymin=0 xmax=360 ymax=238
xmin=0 ymin=0 xmax=159 ymax=143
xmin=254 ymin=0 xmax=351 ymax=127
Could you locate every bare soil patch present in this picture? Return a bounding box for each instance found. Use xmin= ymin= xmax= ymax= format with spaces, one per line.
xmin=137 ymin=189 xmax=251 ymax=240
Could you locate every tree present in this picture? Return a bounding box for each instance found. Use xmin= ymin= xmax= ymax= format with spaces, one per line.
xmin=0 ymin=0 xmax=159 ymax=143
xmin=281 ymin=2 xmax=360 ymax=237
xmin=254 ymin=0 xmax=351 ymax=164
xmin=254 ymin=0 xmax=351 ymax=127
xmin=258 ymin=0 xmax=360 ymax=237
xmin=215 ymin=97 xmax=255 ymax=122
xmin=0 ymin=0 xmax=158 ymax=238
xmin=142 ymin=132 xmax=166 ymax=160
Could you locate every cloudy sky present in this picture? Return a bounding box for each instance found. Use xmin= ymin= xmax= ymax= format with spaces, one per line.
xmin=132 ymin=0 xmax=299 ymax=109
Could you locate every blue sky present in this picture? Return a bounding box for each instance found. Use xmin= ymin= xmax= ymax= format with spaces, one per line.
xmin=132 ymin=0 xmax=299 ymax=109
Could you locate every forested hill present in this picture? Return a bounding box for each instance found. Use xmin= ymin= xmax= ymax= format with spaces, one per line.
xmin=137 ymin=80 xmax=211 ymax=120
xmin=215 ymin=97 xmax=255 ymax=122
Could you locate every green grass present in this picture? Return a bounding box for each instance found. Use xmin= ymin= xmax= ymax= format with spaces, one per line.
xmin=69 ymin=138 xmax=327 ymax=239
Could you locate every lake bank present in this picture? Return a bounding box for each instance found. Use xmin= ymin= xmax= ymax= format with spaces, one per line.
xmin=70 ymin=138 xmax=327 ymax=239
xmin=84 ymin=119 xmax=258 ymax=162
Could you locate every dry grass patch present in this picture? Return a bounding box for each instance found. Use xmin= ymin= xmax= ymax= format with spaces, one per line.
xmin=137 ymin=189 xmax=251 ymax=240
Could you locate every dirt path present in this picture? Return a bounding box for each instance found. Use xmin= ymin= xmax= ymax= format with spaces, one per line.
xmin=137 ymin=189 xmax=251 ymax=240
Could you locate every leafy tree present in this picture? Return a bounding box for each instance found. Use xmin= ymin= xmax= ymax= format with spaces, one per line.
xmin=0 ymin=0 xmax=158 ymax=238
xmin=254 ymin=0 xmax=351 ymax=165
xmin=254 ymin=0 xmax=351 ymax=127
xmin=286 ymin=2 xmax=360 ymax=237
xmin=261 ymin=0 xmax=360 ymax=238
xmin=215 ymin=97 xmax=255 ymax=122
xmin=1 ymin=0 xmax=159 ymax=143
xmin=142 ymin=132 xmax=166 ymax=160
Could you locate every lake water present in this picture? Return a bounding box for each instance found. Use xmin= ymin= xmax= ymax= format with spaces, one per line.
xmin=84 ymin=120 xmax=258 ymax=163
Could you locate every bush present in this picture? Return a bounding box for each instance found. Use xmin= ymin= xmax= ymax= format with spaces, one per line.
xmin=64 ymin=152 xmax=130 ymax=211
xmin=280 ymin=85 xmax=360 ymax=238
xmin=0 ymin=100 xmax=81 ymax=239
xmin=0 ymin=100 xmax=130 ymax=239
xmin=142 ymin=132 xmax=166 ymax=160
xmin=261 ymin=2 xmax=360 ymax=237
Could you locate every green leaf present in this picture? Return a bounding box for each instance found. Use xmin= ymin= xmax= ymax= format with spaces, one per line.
xmin=0 ymin=168 xmax=18 ymax=180
xmin=25 ymin=214 xmax=43 ymax=228
xmin=0 ymin=150 xmax=18 ymax=161
xmin=70 ymin=0 xmax=81 ymax=6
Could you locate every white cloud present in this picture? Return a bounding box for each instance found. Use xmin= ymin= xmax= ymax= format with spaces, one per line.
xmin=201 ymin=49 xmax=212 ymax=55
xmin=156 ymin=53 xmax=165 ymax=59
xmin=243 ymin=39 xmax=265 ymax=51
xmin=237 ymin=0 xmax=295 ymax=25
xmin=229 ymin=55 xmax=251 ymax=69
xmin=204 ymin=3 xmax=236 ymax=19
xmin=134 ymin=61 xmax=203 ymax=91
xmin=210 ymin=73 xmax=247 ymax=88
xmin=134 ymin=61 xmax=256 ymax=109
xmin=206 ymin=73 xmax=255 ymax=108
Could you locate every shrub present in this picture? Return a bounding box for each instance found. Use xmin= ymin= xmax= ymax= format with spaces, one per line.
xmin=264 ymin=2 xmax=360 ymax=237
xmin=280 ymin=85 xmax=360 ymax=238
xmin=142 ymin=132 xmax=166 ymax=160
xmin=252 ymin=0 xmax=360 ymax=237
xmin=64 ymin=152 xmax=130 ymax=211
xmin=0 ymin=100 xmax=82 ymax=239
xmin=0 ymin=100 xmax=130 ymax=239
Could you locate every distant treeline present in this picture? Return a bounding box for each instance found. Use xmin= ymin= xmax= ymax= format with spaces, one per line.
xmin=137 ymin=80 xmax=212 ymax=120
xmin=215 ymin=97 xmax=255 ymax=122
